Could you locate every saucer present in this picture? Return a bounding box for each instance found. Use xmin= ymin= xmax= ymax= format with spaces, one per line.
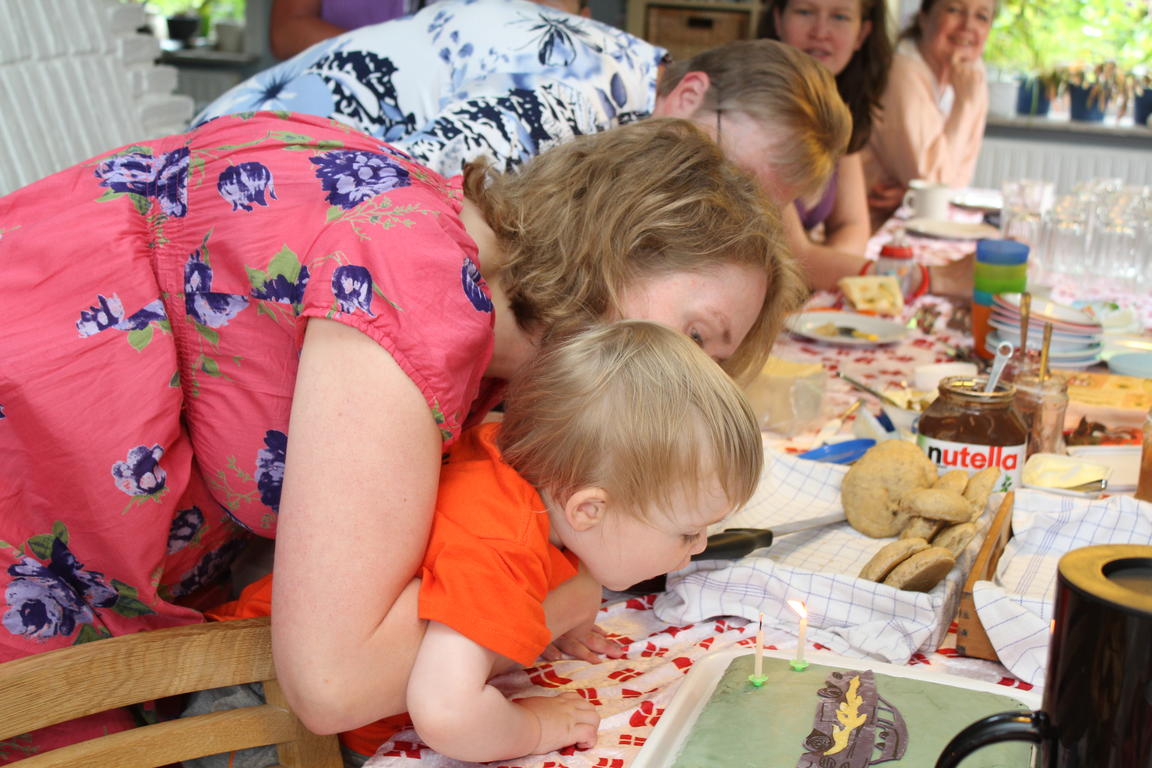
xmin=905 ymin=217 xmax=1000 ymax=240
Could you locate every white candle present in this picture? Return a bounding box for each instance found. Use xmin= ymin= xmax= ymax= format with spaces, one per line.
xmin=787 ymin=600 xmax=808 ymax=669
xmin=753 ymin=613 xmax=765 ymax=678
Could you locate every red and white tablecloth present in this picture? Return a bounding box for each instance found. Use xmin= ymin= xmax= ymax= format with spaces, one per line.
xmin=365 ymin=202 xmax=1148 ymax=768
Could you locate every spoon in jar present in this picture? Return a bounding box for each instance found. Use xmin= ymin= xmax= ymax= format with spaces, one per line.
xmin=984 ymin=340 xmax=1015 ymax=393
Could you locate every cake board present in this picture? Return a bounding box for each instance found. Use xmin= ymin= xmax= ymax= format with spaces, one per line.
xmin=632 ymin=647 xmax=1040 ymax=768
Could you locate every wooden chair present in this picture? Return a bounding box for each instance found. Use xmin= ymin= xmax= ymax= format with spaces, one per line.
xmin=0 ymin=617 xmax=342 ymax=768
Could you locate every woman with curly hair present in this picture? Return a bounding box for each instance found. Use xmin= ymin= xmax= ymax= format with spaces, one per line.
xmin=0 ymin=113 xmax=804 ymax=756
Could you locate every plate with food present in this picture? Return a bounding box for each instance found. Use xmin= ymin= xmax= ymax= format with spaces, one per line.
xmin=786 ymin=311 xmax=908 ymax=346
xmin=904 ymin=217 xmax=1000 ymax=241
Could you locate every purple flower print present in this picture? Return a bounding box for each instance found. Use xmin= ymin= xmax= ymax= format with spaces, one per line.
xmin=168 ymin=538 xmax=247 ymax=599
xmin=111 ymin=444 xmax=166 ymax=496
xmin=461 ymin=258 xmax=493 ymax=313
xmin=217 ymin=162 xmax=277 ymax=212
xmin=77 ymin=295 xmax=167 ymax=337
xmin=255 ymin=430 xmax=287 ymax=512
xmin=309 ymin=150 xmax=410 ymax=209
xmin=168 ymin=506 xmax=205 ymax=554
xmin=332 ymin=265 xmax=376 ymax=316
xmin=3 ymin=538 xmax=117 ymax=641
xmin=94 ymin=147 xmax=189 ymax=218
xmin=251 ymin=266 xmax=310 ymax=306
xmin=184 ymin=249 xmax=249 ymax=328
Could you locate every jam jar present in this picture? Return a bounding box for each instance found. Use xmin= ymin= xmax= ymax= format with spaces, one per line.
xmin=916 ymin=376 xmax=1028 ymax=491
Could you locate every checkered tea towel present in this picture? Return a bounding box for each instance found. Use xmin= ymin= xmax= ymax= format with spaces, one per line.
xmin=972 ymin=491 xmax=1152 ymax=686
xmin=655 ymin=447 xmax=986 ymax=664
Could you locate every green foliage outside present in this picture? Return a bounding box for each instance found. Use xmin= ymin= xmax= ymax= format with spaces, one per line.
xmin=985 ymin=0 xmax=1151 ymax=77
xmin=138 ymin=0 xmax=245 ymax=24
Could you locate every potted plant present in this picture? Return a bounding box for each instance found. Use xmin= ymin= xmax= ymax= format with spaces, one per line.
xmin=1134 ymin=72 xmax=1152 ymax=126
xmin=1063 ymin=62 xmax=1125 ymax=123
xmin=983 ymin=0 xmax=1062 ymax=117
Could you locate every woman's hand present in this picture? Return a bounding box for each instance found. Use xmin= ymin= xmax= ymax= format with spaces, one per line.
xmin=517 ymin=692 xmax=600 ymax=754
xmin=542 ymin=623 xmax=626 ymax=663
xmin=950 ymin=56 xmax=986 ymax=103
xmin=868 ymin=183 xmax=906 ymax=212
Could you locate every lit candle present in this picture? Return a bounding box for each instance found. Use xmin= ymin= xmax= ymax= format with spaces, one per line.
xmin=748 ymin=613 xmax=768 ymax=687
xmin=787 ymin=599 xmax=809 ymax=671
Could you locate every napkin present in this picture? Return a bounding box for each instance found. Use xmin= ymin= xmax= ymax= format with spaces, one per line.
xmin=971 ymin=491 xmax=1152 ymax=686
xmin=655 ymin=447 xmax=983 ymax=664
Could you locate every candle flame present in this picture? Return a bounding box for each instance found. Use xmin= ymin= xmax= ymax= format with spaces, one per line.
xmin=787 ymin=599 xmax=807 ymax=619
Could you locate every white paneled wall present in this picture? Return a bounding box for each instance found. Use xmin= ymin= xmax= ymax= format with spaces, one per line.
xmin=0 ymin=0 xmax=194 ymax=196
xmin=973 ymin=135 xmax=1152 ymax=194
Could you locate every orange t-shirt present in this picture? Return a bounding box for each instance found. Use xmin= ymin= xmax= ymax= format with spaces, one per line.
xmin=210 ymin=421 xmax=579 ymax=755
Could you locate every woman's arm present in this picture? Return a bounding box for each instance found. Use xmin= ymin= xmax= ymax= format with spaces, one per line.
xmin=272 ymin=318 xmax=443 ymax=733
xmin=408 ymin=621 xmax=600 ymax=761
xmin=821 ymin=153 xmax=872 ymax=252
xmin=869 ymin=55 xmax=987 ymax=189
xmin=269 ymin=0 xmax=346 ymax=59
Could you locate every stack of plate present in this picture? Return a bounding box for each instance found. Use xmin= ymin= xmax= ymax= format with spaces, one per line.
xmin=987 ymin=294 xmax=1104 ymax=368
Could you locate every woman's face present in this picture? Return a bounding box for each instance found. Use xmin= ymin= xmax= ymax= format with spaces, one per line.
xmin=918 ymin=0 xmax=994 ymax=68
xmin=615 ymin=263 xmax=768 ymax=365
xmin=774 ymin=0 xmax=872 ymax=77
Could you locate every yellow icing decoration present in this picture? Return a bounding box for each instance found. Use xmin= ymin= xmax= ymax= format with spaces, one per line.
xmin=825 ymin=675 xmax=869 ymax=755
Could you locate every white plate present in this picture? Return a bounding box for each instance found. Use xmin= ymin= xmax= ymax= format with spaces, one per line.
xmin=1108 ymin=352 xmax=1152 ymax=378
xmin=631 ymin=647 xmax=1040 ymax=768
xmin=987 ymin=321 xmax=1104 ymax=349
xmin=905 ymin=217 xmax=1000 ymax=240
xmin=1065 ymin=445 xmax=1141 ymax=492
xmin=952 ymin=189 xmax=1004 ymax=211
xmin=994 ymin=294 xmax=1102 ymax=328
xmin=786 ymin=311 xmax=908 ymax=346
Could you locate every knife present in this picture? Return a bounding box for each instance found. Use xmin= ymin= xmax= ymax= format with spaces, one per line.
xmin=621 ymin=511 xmax=847 ymax=593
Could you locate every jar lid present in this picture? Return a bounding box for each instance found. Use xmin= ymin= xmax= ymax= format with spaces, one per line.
xmin=938 ymin=375 xmax=1016 ymax=403
xmin=976 ymin=239 xmax=1029 ymax=265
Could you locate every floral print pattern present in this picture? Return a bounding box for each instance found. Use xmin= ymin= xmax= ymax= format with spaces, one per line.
xmin=184 ymin=248 xmax=249 ymax=328
xmin=310 ymin=150 xmax=410 ymax=209
xmin=3 ymin=537 xmax=118 ymax=642
xmin=111 ymin=444 xmax=167 ymax=497
xmin=332 ymin=264 xmax=376 ymax=316
xmin=255 ymin=431 xmax=287 ymax=512
xmin=462 ymin=258 xmax=493 ymax=313
xmin=168 ymin=507 xmax=205 ymax=554
xmin=193 ymin=0 xmax=665 ymax=177
xmin=217 ymin=162 xmax=277 ymax=212
xmin=76 ymin=295 xmax=166 ymax=337
xmin=94 ymin=146 xmax=190 ymax=218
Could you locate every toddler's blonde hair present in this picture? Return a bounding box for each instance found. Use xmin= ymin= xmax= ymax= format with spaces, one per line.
xmin=498 ymin=320 xmax=762 ymax=522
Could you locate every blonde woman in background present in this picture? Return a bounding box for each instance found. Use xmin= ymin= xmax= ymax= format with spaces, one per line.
xmin=863 ymin=0 xmax=994 ymax=226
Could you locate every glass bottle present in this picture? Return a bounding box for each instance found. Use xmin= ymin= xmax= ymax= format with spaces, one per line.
xmin=1137 ymin=407 xmax=1152 ymax=503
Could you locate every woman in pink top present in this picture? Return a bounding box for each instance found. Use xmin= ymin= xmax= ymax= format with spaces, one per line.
xmin=863 ymin=0 xmax=994 ymax=226
xmin=0 ymin=113 xmax=804 ymax=756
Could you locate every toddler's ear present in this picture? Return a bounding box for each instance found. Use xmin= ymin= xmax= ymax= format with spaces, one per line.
xmin=563 ymin=487 xmax=609 ymax=532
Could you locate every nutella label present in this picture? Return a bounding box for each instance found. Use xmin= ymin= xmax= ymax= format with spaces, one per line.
xmin=916 ymin=435 xmax=1025 ymax=491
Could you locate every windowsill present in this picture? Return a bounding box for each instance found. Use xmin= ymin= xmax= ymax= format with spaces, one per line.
xmin=987 ymin=113 xmax=1152 ymax=140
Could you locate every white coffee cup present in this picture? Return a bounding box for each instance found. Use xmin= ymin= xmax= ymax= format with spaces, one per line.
xmin=903 ymin=179 xmax=952 ymax=221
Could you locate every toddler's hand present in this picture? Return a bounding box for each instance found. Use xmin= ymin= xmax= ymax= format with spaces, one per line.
xmin=542 ymin=623 xmax=626 ymax=663
xmin=517 ymin=692 xmax=600 ymax=754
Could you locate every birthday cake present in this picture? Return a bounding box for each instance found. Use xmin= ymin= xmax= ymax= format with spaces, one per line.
xmin=670 ymin=654 xmax=1031 ymax=768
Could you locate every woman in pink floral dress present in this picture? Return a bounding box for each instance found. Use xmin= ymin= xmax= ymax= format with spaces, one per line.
xmin=0 ymin=112 xmax=803 ymax=757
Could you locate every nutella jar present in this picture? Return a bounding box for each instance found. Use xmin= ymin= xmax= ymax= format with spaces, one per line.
xmin=916 ymin=375 xmax=1028 ymax=491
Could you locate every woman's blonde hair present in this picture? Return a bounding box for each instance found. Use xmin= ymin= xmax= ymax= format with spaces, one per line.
xmin=659 ymin=39 xmax=851 ymax=199
xmin=463 ymin=118 xmax=806 ymax=381
xmin=498 ymin=320 xmax=762 ymax=520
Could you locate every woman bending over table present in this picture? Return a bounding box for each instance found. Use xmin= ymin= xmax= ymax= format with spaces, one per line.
xmin=862 ymin=0 xmax=994 ymax=227
xmin=0 ymin=113 xmax=804 ymax=754
xmin=759 ymin=0 xmax=893 ymax=291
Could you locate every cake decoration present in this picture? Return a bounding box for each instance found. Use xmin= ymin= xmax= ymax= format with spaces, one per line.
xmin=796 ymin=669 xmax=908 ymax=767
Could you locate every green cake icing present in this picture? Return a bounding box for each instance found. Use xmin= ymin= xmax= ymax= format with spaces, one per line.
xmin=671 ymin=655 xmax=1031 ymax=768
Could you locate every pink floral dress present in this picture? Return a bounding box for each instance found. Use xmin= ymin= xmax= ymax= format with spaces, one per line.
xmin=0 ymin=112 xmax=497 ymax=752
